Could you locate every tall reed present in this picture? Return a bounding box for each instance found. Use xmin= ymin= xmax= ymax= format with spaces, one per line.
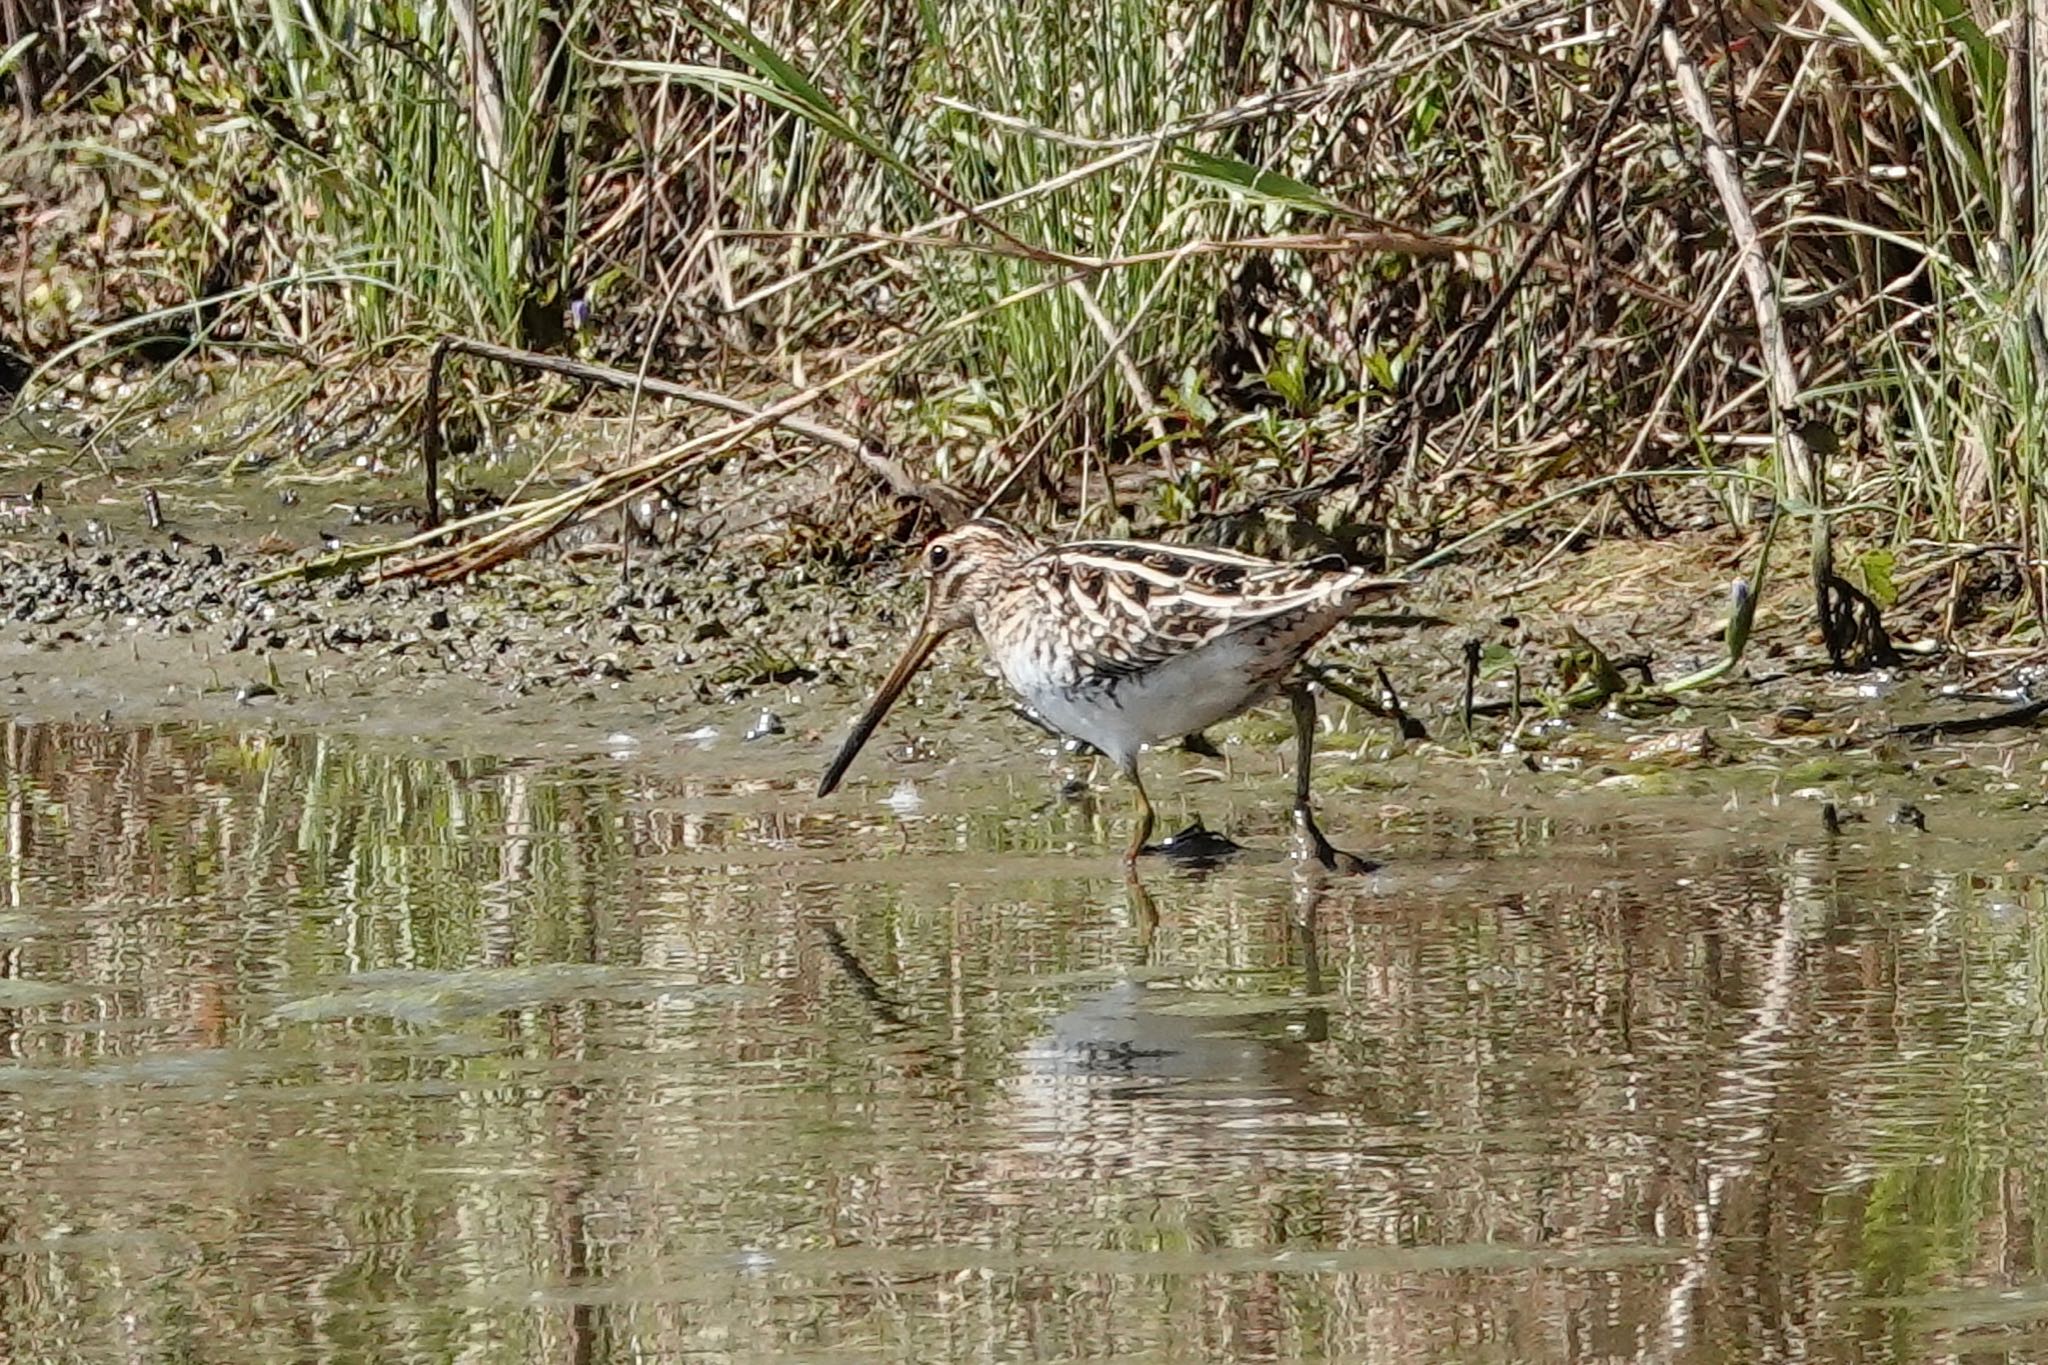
xmin=6 ymin=0 xmax=2041 ymax=595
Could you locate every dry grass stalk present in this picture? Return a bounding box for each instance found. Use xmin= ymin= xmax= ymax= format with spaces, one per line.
xmin=1658 ymin=21 xmax=1882 ymax=663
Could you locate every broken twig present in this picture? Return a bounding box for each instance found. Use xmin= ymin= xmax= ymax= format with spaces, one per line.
xmin=1891 ymin=698 xmax=2048 ymax=742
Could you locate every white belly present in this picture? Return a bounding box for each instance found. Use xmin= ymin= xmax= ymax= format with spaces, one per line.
xmin=995 ymin=637 xmax=1273 ymax=768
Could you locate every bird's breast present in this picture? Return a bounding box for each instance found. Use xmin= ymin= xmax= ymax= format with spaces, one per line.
xmin=984 ymin=633 xmax=1274 ymax=765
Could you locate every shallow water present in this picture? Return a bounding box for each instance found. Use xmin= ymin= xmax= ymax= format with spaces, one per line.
xmin=2 ymin=716 xmax=2047 ymax=1362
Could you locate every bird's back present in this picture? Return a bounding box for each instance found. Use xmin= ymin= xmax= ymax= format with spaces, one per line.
xmin=973 ymin=537 xmax=1403 ymax=760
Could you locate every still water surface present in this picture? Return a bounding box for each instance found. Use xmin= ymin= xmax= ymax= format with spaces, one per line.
xmin=1 ymin=718 xmax=2045 ymax=1361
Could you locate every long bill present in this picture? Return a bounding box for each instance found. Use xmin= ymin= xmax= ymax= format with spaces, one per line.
xmin=817 ymin=628 xmax=948 ymax=797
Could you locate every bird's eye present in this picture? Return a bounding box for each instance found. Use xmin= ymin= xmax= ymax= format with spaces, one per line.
xmin=927 ymin=543 xmax=951 ymax=571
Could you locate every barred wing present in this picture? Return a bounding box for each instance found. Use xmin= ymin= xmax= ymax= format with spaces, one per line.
xmin=1017 ymin=540 xmax=1404 ymax=683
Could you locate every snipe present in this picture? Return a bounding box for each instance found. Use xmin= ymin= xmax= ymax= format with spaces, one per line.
xmin=817 ymin=519 xmax=1407 ymax=870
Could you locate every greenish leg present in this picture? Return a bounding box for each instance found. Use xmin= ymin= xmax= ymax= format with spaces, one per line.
xmin=1289 ymin=684 xmax=1378 ymax=875
xmin=1122 ymin=763 xmax=1154 ymax=867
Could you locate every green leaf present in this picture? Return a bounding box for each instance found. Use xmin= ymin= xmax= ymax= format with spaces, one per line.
xmin=1167 ymin=366 xmax=1216 ymax=427
xmin=1264 ymin=340 xmax=1309 ymax=413
xmin=1478 ymin=643 xmax=1518 ymax=680
xmin=1166 ymin=149 xmax=1350 ymax=218
xmin=608 ymin=17 xmax=920 ymax=188
xmin=0 ymin=32 xmax=38 ymax=80
xmin=1411 ymin=90 xmax=1444 ymax=141
xmin=1858 ymin=549 xmax=1898 ymax=607
xmin=1363 ymin=349 xmax=1398 ymax=392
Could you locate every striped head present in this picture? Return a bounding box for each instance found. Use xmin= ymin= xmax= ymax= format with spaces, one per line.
xmin=817 ymin=518 xmax=1042 ymax=797
xmin=913 ymin=518 xmax=1041 ymax=633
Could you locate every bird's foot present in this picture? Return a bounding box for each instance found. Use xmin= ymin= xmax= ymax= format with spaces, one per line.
xmin=1294 ymin=804 xmax=1380 ymax=875
xmin=1141 ymin=817 xmax=1244 ymax=864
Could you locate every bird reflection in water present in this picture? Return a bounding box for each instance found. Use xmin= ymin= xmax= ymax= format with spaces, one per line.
xmin=1000 ymin=872 xmax=1341 ymax=1176
xmin=810 ymin=871 xmax=1347 ymax=1174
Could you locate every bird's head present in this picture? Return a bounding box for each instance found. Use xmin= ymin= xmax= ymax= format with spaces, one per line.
xmin=817 ymin=519 xmax=1040 ymax=797
xmin=909 ymin=518 xmax=1038 ymax=634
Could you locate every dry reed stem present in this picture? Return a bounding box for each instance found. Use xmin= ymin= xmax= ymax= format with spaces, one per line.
xmin=720 ymin=226 xmax=1475 ymax=268
xmin=1296 ymin=0 xmax=1672 ymax=513
xmin=329 ymin=220 xmax=1459 ymax=583
xmin=445 ymin=0 xmax=508 ymax=176
xmin=1658 ymin=29 xmax=1815 ymax=503
xmin=371 ymin=257 xmax=1144 ymax=582
xmin=1658 ymin=22 xmax=1832 ymax=644
xmin=1067 ymin=277 xmax=1175 ymax=476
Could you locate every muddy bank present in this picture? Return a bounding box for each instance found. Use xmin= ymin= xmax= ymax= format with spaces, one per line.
xmin=0 ymin=532 xmax=875 ymax=763
xmin=0 ymin=465 xmax=1669 ymax=744
xmin=3 ymin=449 xmax=2047 ymax=856
xmin=0 ymin=448 xmax=862 ymax=751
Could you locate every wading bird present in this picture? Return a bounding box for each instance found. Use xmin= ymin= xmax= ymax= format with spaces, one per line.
xmin=817 ymin=519 xmax=1407 ymax=871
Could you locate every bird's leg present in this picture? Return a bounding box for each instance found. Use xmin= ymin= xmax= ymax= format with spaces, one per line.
xmin=1122 ymin=762 xmax=1155 ymax=868
xmin=1123 ymin=867 xmax=1159 ymax=950
xmin=1290 ymin=878 xmax=1329 ymax=1043
xmin=1288 ymin=683 xmax=1379 ymax=875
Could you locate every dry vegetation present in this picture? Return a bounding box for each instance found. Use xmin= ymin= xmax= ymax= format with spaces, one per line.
xmin=1 ymin=0 xmax=2044 ymax=646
